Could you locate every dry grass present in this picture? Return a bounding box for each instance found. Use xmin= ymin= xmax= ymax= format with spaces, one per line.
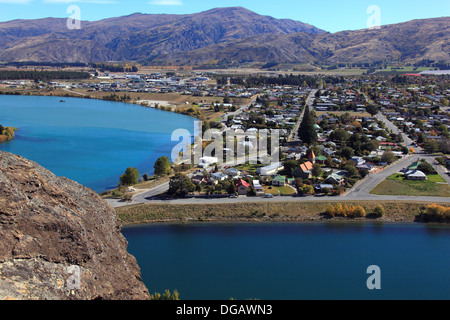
xmin=115 ymin=200 xmax=444 ymax=225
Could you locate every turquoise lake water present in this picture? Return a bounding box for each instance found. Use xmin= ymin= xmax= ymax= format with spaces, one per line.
xmin=0 ymin=95 xmax=196 ymax=192
xmin=122 ymin=222 xmax=450 ymax=300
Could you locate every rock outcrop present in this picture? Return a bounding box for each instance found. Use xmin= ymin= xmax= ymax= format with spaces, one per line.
xmin=0 ymin=151 xmax=150 ymax=300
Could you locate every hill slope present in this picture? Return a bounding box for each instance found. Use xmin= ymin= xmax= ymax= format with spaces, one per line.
xmin=0 ymin=7 xmax=325 ymax=63
xmin=0 ymin=8 xmax=447 ymax=65
xmin=155 ymin=17 xmax=450 ymax=65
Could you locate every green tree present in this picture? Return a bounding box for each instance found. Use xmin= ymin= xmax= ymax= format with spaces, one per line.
xmin=423 ymin=139 xmax=440 ymax=154
xmin=381 ymin=150 xmax=397 ymax=164
xmin=343 ymin=164 xmax=359 ymax=179
xmin=366 ymin=105 xmax=379 ymax=116
xmin=298 ymin=106 xmax=317 ymax=146
xmin=330 ymin=129 xmax=350 ymax=143
xmin=119 ymin=167 xmax=140 ymax=186
xmin=341 ymin=147 xmax=354 ymax=160
xmin=154 ymin=156 xmax=172 ymax=176
xmin=418 ymin=160 xmax=436 ymax=175
xmin=168 ymin=173 xmax=195 ymax=197
xmin=227 ymin=182 xmax=237 ymax=195
xmin=312 ymin=164 xmax=323 ymax=178
xmin=297 ymin=184 xmax=314 ymax=196
xmin=282 ymin=160 xmax=299 ymax=176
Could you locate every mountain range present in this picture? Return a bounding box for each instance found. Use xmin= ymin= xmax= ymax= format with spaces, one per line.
xmin=0 ymin=7 xmax=448 ymax=66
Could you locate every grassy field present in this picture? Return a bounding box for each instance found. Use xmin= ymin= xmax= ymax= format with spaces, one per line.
xmin=370 ymin=173 xmax=450 ymax=197
xmin=115 ymin=200 xmax=449 ymax=225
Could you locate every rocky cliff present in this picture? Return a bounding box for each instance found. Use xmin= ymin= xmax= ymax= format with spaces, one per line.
xmin=0 ymin=151 xmax=150 ymax=300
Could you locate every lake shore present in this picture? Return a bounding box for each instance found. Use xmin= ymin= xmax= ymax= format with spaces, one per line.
xmin=115 ymin=200 xmax=450 ymax=226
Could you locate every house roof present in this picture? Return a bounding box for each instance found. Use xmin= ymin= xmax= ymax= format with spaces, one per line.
xmin=300 ymin=161 xmax=313 ymax=172
xmin=236 ymin=179 xmax=250 ymax=188
xmin=408 ymin=161 xmax=420 ymax=170
xmin=405 ymin=170 xmax=427 ymax=177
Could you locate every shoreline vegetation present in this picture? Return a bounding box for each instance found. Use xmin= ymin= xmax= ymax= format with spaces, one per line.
xmin=0 ymin=124 xmax=17 ymax=143
xmin=115 ymin=201 xmax=450 ymax=226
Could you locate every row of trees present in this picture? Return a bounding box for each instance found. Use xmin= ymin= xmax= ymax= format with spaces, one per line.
xmin=0 ymin=70 xmax=90 ymax=82
xmin=5 ymin=61 xmax=88 ymax=68
xmin=119 ymin=156 xmax=173 ymax=187
xmin=226 ymin=74 xmax=346 ymax=88
xmin=91 ymin=63 xmax=138 ymax=73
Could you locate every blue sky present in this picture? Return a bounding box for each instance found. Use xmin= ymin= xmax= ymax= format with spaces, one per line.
xmin=0 ymin=0 xmax=448 ymax=32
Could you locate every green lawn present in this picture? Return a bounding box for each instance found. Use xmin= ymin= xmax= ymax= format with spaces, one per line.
xmin=235 ymin=163 xmax=265 ymax=175
xmin=263 ymin=185 xmax=297 ymax=196
xmin=371 ymin=173 xmax=450 ymax=197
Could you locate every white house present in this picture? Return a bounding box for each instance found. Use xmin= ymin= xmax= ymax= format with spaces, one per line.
xmin=253 ymin=180 xmax=264 ymax=196
xmin=405 ymin=170 xmax=428 ymax=180
xmin=198 ymin=156 xmax=219 ymax=168
xmin=224 ymin=167 xmax=241 ymax=178
xmin=211 ymin=172 xmax=228 ymax=181
xmin=257 ymin=162 xmax=284 ymax=176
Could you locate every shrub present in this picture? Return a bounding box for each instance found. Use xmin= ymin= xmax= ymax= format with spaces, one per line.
xmin=150 ymin=289 xmax=180 ymax=300
xmin=352 ymin=206 xmax=366 ymax=218
xmin=325 ymin=205 xmax=336 ymax=217
xmin=323 ymin=203 xmax=366 ymax=218
xmin=421 ymin=204 xmax=450 ymax=222
xmin=371 ymin=205 xmax=385 ymax=218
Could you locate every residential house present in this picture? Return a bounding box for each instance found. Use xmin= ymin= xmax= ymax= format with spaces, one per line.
xmin=350 ymin=156 xmax=365 ymax=167
xmin=405 ymin=170 xmax=428 ymax=180
xmin=257 ymin=162 xmax=284 ymax=176
xmin=191 ymin=174 xmax=207 ymax=185
xmin=356 ymin=163 xmax=375 ymax=172
xmin=272 ymin=176 xmax=286 ymax=186
xmin=298 ymin=161 xmax=314 ymax=179
xmin=224 ymin=167 xmax=241 ymax=179
xmin=407 ymin=161 xmax=420 ymax=171
xmin=236 ymin=179 xmax=250 ymax=195
xmin=198 ymin=156 xmax=219 ymax=168
xmin=253 ymin=180 xmax=265 ymax=197
xmin=315 ymin=156 xmax=327 ymax=164
xmin=314 ymin=184 xmax=334 ymax=193
xmin=211 ymin=172 xmax=228 ymax=181
xmin=326 ymin=170 xmax=348 ymax=185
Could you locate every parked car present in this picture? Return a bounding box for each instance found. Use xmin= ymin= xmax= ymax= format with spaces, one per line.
xmin=229 ymin=195 xmax=238 ymax=199
xmin=264 ymin=194 xmax=274 ymax=198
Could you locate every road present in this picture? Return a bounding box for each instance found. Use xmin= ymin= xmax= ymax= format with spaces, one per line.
xmin=288 ymin=89 xmax=317 ymax=142
xmin=220 ymin=94 xmax=259 ymax=124
xmin=107 ymin=150 xmax=450 ymax=208
xmin=375 ymin=113 xmax=414 ymax=146
xmin=106 ymin=110 xmax=450 ymax=208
